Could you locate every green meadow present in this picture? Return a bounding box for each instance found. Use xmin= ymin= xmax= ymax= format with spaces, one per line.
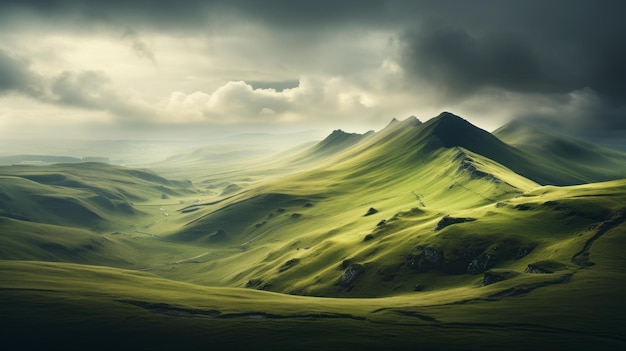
xmin=1 ymin=113 xmax=626 ymax=350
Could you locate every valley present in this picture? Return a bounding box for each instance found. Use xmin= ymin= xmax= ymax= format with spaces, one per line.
xmin=1 ymin=112 xmax=626 ymax=350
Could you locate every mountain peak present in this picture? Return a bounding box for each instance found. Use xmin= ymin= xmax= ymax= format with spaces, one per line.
xmin=385 ymin=116 xmax=422 ymax=130
xmin=433 ymin=111 xmax=468 ymax=125
xmin=309 ymin=128 xmax=370 ymax=158
xmin=437 ymin=111 xmax=463 ymax=119
xmin=402 ymin=115 xmax=422 ymax=126
xmin=421 ymin=112 xmax=502 ymax=153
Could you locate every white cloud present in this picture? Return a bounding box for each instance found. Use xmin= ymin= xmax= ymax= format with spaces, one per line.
xmin=160 ymin=76 xmax=391 ymax=127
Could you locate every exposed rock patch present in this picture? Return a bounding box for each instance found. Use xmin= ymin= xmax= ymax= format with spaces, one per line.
xmin=483 ymin=270 xmax=519 ymax=286
xmin=363 ymin=234 xmax=375 ymax=242
xmin=339 ymin=263 xmax=364 ymax=287
xmin=338 ymin=259 xmax=352 ymax=270
xmin=525 ymin=260 xmax=568 ymax=274
xmin=454 ymin=151 xmax=501 ymax=183
xmin=467 ymin=253 xmax=495 ymax=274
xmin=409 ymin=239 xmax=536 ymax=275
xmin=364 ymin=207 xmax=378 ymax=216
xmin=514 ymin=204 xmax=532 ymax=211
xmin=434 ymin=216 xmax=476 ymax=231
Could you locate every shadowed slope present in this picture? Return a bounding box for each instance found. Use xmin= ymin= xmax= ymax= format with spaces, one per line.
xmin=494 ymin=119 xmax=626 ymax=183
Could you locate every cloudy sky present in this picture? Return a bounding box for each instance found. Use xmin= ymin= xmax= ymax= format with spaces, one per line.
xmin=1 ymin=0 xmax=625 ymax=140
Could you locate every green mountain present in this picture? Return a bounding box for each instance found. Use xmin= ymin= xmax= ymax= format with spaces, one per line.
xmin=1 ymin=113 xmax=626 ymax=350
xmin=164 ymin=113 xmax=614 ymax=297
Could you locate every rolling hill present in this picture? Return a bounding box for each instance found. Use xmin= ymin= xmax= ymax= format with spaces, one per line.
xmin=494 ymin=119 xmax=626 ymax=183
xmin=1 ymin=112 xmax=625 ymax=350
xmin=0 ymin=162 xmax=197 ymax=231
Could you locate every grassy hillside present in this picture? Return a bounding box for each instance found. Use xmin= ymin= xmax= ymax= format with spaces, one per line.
xmin=0 ymin=217 xmax=137 ymax=267
xmin=1 ymin=113 xmax=625 ymax=350
xmin=140 ymin=114 xmax=616 ymax=297
xmin=0 ymin=162 xmax=197 ymax=231
xmin=494 ymin=119 xmax=626 ymax=184
xmin=1 ymin=238 xmax=625 ymax=351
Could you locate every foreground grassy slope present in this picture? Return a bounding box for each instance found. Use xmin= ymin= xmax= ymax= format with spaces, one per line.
xmin=1 ymin=250 xmax=624 ymax=350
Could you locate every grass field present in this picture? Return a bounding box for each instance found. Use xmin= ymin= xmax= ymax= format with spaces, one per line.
xmin=1 ymin=113 xmax=625 ymax=349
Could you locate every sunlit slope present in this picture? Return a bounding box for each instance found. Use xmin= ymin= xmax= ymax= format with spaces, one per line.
xmin=0 ymin=162 xmax=196 ymax=230
xmin=161 ymin=176 xmax=625 ymax=297
xmin=159 ymin=114 xmax=547 ymax=293
xmin=154 ymin=113 xmax=626 ymax=298
xmin=494 ymin=119 xmax=626 ymax=184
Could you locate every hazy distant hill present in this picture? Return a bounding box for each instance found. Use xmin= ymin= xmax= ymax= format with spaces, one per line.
xmin=0 ymin=162 xmax=195 ymax=230
xmin=494 ymin=119 xmax=626 ymax=183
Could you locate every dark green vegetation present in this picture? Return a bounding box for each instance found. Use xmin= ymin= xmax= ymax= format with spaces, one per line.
xmin=1 ymin=112 xmax=626 ymax=350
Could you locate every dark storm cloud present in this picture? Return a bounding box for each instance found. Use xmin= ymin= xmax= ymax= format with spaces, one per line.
xmin=0 ymin=0 xmax=386 ymax=31
xmin=4 ymin=0 xmax=624 ymax=97
xmin=1 ymin=0 xmax=625 ymax=132
xmin=393 ymin=1 xmax=626 ymax=131
xmin=400 ymin=27 xmax=565 ymax=97
xmin=398 ymin=2 xmax=626 ymax=100
xmin=0 ymin=49 xmax=42 ymax=96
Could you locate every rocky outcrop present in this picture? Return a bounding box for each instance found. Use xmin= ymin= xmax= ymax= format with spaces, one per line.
xmin=482 ymin=270 xmax=519 ymax=286
xmin=409 ymin=239 xmax=536 ymax=275
xmin=525 ymin=265 xmax=553 ymax=274
xmin=363 ymin=234 xmax=375 ymax=242
xmin=525 ymin=260 xmax=567 ymax=274
xmin=454 ymin=151 xmax=501 ymax=183
xmin=434 ymin=216 xmax=476 ymax=231
xmin=364 ymin=207 xmax=378 ymax=216
xmin=408 ymin=247 xmax=444 ymax=272
xmin=467 ymin=253 xmax=495 ymax=274
xmin=339 ymin=263 xmax=364 ymax=287
xmin=483 ymin=271 xmax=505 ymax=285
xmin=513 ymin=204 xmax=532 ymax=211
xmin=515 ymin=246 xmax=535 ymax=258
